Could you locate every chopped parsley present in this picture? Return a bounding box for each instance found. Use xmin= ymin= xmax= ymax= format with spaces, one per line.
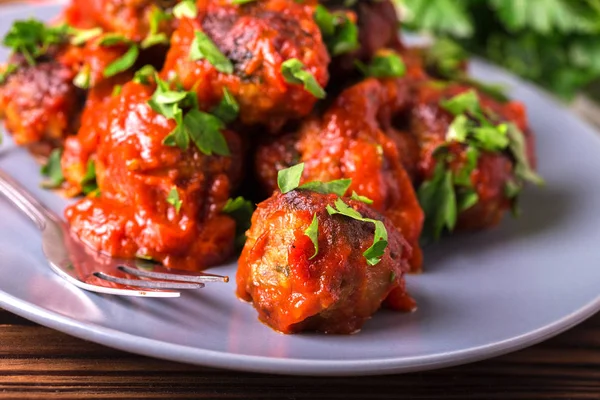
xmin=141 ymin=6 xmax=171 ymax=49
xmin=173 ymin=0 xmax=198 ymax=19
xmin=313 ymin=5 xmax=359 ymax=56
xmin=281 ymin=59 xmax=326 ymax=99
xmin=356 ymin=52 xmax=406 ymax=79
xmin=305 ymin=213 xmax=319 ymax=260
xmin=222 ymin=196 xmax=255 ymax=247
xmin=2 ymin=19 xmax=67 ymax=66
xmin=40 ymin=149 xmax=65 ymax=189
xmin=148 ymin=75 xmax=231 ymax=156
xmin=277 ymin=163 xmax=383 ymax=263
xmin=326 ymin=198 xmax=388 ymax=266
xmin=167 ymin=187 xmax=182 ymax=214
xmin=189 ymin=31 xmax=233 ymax=74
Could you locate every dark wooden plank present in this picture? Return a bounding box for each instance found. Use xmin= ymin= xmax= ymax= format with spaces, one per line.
xmin=0 ymin=309 xmax=37 ymax=326
xmin=0 ymin=312 xmax=598 ymax=399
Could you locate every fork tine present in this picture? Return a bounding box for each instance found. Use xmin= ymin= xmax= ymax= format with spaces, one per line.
xmin=93 ymin=272 xmax=205 ymax=290
xmin=118 ymin=265 xmax=229 ymax=283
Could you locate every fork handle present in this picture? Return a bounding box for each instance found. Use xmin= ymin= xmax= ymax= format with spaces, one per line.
xmin=0 ymin=169 xmax=51 ymax=230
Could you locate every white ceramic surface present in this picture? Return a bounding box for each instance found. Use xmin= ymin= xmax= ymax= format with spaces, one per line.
xmin=0 ymin=4 xmax=599 ymax=377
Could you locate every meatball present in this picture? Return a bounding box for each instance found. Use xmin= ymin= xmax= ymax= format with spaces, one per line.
xmin=236 ymin=189 xmax=415 ymax=334
xmin=409 ymin=83 xmax=538 ymax=232
xmin=322 ymin=0 xmax=427 ymax=87
xmin=63 ymin=0 xmax=175 ymax=42
xmin=161 ymin=0 xmax=330 ymax=131
xmin=65 ymin=81 xmax=243 ymax=270
xmin=0 ymin=32 xmax=146 ymax=155
xmin=256 ymin=78 xmax=424 ymax=271
xmin=0 ymin=57 xmax=83 ymax=152
xmin=324 ymin=0 xmax=402 ymax=67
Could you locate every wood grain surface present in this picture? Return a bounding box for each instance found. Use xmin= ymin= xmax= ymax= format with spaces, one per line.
xmin=1 ymin=309 xmax=599 ymax=399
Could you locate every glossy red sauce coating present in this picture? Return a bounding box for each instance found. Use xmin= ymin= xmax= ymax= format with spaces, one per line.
xmin=65 ymin=82 xmax=242 ymax=270
xmin=256 ymin=78 xmax=424 ymax=271
xmin=161 ymin=0 xmax=329 ymax=132
xmin=409 ymin=83 xmax=537 ymax=230
xmin=0 ymin=57 xmax=81 ymax=150
xmin=236 ymin=190 xmax=414 ymax=334
xmin=63 ymin=0 xmax=174 ymax=42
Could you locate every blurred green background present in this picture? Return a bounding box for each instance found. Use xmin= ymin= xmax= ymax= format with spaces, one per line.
xmin=398 ymin=0 xmax=600 ymax=103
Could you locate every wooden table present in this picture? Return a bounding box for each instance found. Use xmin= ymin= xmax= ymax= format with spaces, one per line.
xmin=1 ymin=309 xmax=599 ymax=399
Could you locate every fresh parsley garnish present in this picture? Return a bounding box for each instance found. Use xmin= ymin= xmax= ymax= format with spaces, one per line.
xmin=298 ymin=179 xmax=352 ymax=197
xmin=222 ymin=196 xmax=254 ymax=247
xmin=418 ymin=89 xmax=543 ymax=241
xmin=3 ymin=19 xmax=67 ymax=66
xmin=67 ymin=26 xmax=102 ymax=46
xmin=132 ymin=65 xmax=156 ymax=85
xmin=356 ymin=52 xmax=406 ymax=78
xmin=305 ymin=213 xmax=319 ymax=260
xmin=211 ymin=88 xmax=239 ymax=124
xmin=40 ymin=149 xmax=65 ymax=189
xmin=81 ymin=159 xmax=99 ymax=196
xmin=277 ymin=163 xmax=383 ymax=263
xmin=167 ymin=187 xmax=182 ymax=214
xmin=326 ymin=198 xmax=388 ymax=266
xmin=189 ymin=31 xmax=233 ymax=74
xmin=173 ymin=0 xmax=198 ymax=19
xmin=141 ymin=6 xmax=171 ymax=49
xmin=148 ymin=75 xmax=230 ymax=156
xmin=281 ymin=59 xmax=326 ymax=99
xmin=351 ymin=191 xmax=373 ymax=205
xmin=277 ymin=162 xmax=305 ymax=194
xmin=277 ymin=163 xmax=373 ymax=203
xmin=103 ymin=41 xmax=139 ymax=78
xmin=313 ymin=5 xmax=359 ymax=56
xmin=73 ymin=64 xmax=91 ymax=89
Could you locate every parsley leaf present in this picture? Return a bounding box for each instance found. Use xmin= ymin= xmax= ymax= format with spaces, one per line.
xmin=141 ymin=6 xmax=171 ymax=49
xmin=211 ymin=88 xmax=239 ymax=123
xmin=356 ymin=52 xmax=406 ymax=78
xmin=173 ymin=0 xmax=198 ymax=19
xmin=298 ymin=179 xmax=352 ymax=197
xmin=281 ymin=58 xmax=326 ymax=99
xmin=351 ymin=191 xmax=373 ymax=205
xmin=277 ymin=163 xmax=305 ymax=194
xmin=103 ymin=44 xmax=139 ymax=77
xmin=3 ymin=19 xmax=67 ymax=66
xmin=167 ymin=187 xmax=182 ymax=214
xmin=417 ymin=161 xmax=457 ymax=242
xmin=326 ymin=198 xmax=388 ymax=265
xmin=313 ymin=5 xmax=359 ymax=56
xmin=189 ymin=31 xmax=233 ymax=74
xmin=148 ymin=75 xmax=231 ymax=156
xmin=40 ymin=149 xmax=65 ymax=189
xmin=222 ymin=196 xmax=254 ymax=248
xmin=81 ymin=159 xmax=99 ymax=195
xmin=304 ymin=213 xmax=319 ymax=260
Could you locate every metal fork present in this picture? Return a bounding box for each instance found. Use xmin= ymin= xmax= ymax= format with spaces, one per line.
xmin=0 ymin=169 xmax=229 ymax=298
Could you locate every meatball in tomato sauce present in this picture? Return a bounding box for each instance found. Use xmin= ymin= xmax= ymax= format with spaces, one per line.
xmin=409 ymin=83 xmax=540 ymax=234
xmin=255 ymin=78 xmax=424 ymax=271
xmin=65 ymin=81 xmax=243 ymax=270
xmin=237 ymin=189 xmax=415 ymax=334
xmin=0 ymin=56 xmax=83 ymax=152
xmin=161 ymin=0 xmax=330 ymax=131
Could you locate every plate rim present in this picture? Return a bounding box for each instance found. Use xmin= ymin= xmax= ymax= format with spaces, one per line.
xmin=1 ymin=289 xmax=598 ymax=376
xmin=1 ymin=2 xmax=600 ymax=377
